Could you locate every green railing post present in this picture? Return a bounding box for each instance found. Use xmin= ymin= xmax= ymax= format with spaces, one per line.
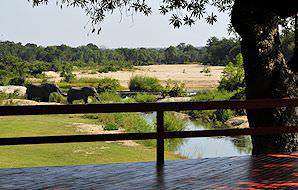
xmin=156 ymin=111 xmax=165 ymax=167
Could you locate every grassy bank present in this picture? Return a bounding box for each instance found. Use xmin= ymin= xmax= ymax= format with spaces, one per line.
xmin=0 ymin=115 xmax=181 ymax=168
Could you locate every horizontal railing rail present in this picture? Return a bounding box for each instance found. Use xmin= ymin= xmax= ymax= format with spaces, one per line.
xmin=0 ymin=126 xmax=297 ymax=146
xmin=0 ymin=98 xmax=297 ymax=166
xmin=0 ymin=98 xmax=296 ymax=116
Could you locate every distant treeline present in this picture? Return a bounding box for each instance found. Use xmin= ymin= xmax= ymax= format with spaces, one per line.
xmin=0 ymin=34 xmax=294 ymax=68
xmin=0 ymin=34 xmax=294 ymax=86
xmin=0 ymin=37 xmax=241 ymax=67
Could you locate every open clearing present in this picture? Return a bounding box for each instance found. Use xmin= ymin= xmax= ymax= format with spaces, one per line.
xmin=45 ymin=64 xmax=224 ymax=89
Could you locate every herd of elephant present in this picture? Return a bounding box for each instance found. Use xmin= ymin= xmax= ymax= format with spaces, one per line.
xmin=26 ymin=83 xmax=100 ymax=104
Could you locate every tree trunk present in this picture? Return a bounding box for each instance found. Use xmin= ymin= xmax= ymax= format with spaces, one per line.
xmin=231 ymin=0 xmax=298 ymax=154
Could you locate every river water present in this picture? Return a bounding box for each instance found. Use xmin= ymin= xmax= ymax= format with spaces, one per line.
xmin=143 ymin=113 xmax=252 ymax=159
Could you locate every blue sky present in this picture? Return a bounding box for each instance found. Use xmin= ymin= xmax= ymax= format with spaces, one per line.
xmin=0 ymin=0 xmax=230 ymax=48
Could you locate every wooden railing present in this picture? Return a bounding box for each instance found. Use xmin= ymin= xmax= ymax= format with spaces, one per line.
xmin=0 ymin=98 xmax=297 ymax=167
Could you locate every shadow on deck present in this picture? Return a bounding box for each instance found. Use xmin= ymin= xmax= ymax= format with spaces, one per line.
xmin=0 ymin=152 xmax=297 ymax=189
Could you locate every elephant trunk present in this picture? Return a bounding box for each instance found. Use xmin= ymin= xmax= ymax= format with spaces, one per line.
xmin=56 ymin=87 xmax=67 ymax=97
xmin=95 ymin=93 xmax=100 ymax=101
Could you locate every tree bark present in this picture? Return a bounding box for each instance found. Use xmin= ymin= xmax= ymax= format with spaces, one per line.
xmin=231 ymin=0 xmax=298 ymax=154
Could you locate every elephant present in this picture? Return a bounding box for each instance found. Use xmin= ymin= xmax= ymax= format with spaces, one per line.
xmin=26 ymin=83 xmax=66 ymax=102
xmin=67 ymin=86 xmax=100 ymax=104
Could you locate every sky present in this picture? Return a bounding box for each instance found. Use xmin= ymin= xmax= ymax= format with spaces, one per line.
xmin=0 ymin=0 xmax=231 ymax=48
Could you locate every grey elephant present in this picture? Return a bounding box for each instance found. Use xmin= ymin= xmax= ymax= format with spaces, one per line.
xmin=67 ymin=86 xmax=100 ymax=104
xmin=26 ymin=83 xmax=66 ymax=102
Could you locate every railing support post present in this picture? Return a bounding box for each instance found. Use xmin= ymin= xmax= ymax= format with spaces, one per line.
xmin=156 ymin=111 xmax=164 ymax=167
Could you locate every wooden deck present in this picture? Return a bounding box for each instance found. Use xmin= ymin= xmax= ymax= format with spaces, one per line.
xmin=0 ymin=152 xmax=297 ymax=189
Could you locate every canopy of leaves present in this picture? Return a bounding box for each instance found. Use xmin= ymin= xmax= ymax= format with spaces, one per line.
xmin=29 ymin=0 xmax=235 ymax=31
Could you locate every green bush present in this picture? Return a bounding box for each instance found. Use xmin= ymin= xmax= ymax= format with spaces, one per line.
xmin=98 ymin=92 xmax=122 ymax=103
xmin=163 ymin=80 xmax=186 ymax=97
xmin=200 ymin=66 xmax=211 ymax=73
xmin=153 ymin=112 xmax=187 ymax=150
xmin=134 ymin=93 xmax=159 ymax=103
xmin=218 ymin=53 xmax=245 ymax=92
xmin=60 ymin=64 xmax=76 ymax=83
xmin=103 ymin=123 xmax=119 ymax=130
xmin=98 ymin=60 xmax=133 ymax=73
xmin=190 ymin=90 xmax=236 ymax=124
xmin=129 ymin=76 xmax=163 ymax=92
xmin=230 ymin=87 xmax=246 ymax=100
xmin=9 ymin=77 xmax=25 ymax=85
xmin=97 ymin=78 xmax=121 ymax=93
xmin=0 ymin=91 xmax=24 ymax=105
xmin=192 ymin=90 xmax=234 ymax=101
xmin=0 ymin=92 xmax=23 ymax=101
xmin=214 ymin=109 xmax=236 ymax=122
xmin=49 ymin=92 xmax=67 ymax=104
xmin=163 ymin=112 xmax=186 ymax=132
xmin=122 ymin=97 xmax=136 ymax=103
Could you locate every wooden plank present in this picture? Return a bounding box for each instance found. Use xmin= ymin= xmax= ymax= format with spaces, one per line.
xmin=156 ymin=111 xmax=164 ymax=167
xmin=1 ymin=153 xmax=296 ymax=189
xmin=0 ymin=126 xmax=296 ymax=146
xmin=0 ymin=133 xmax=157 ymax=146
xmin=0 ymin=98 xmax=297 ymax=116
xmin=164 ymin=126 xmax=298 ymax=139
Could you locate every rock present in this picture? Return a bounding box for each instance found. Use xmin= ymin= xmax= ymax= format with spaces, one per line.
xmin=225 ymin=116 xmax=249 ymax=128
xmin=157 ymin=97 xmax=192 ymax=102
xmin=0 ymin=86 xmax=27 ymax=96
xmin=1 ymin=99 xmax=62 ymax=106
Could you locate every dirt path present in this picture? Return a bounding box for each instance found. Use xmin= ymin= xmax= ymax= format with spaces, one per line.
xmin=72 ymin=123 xmax=140 ymax=147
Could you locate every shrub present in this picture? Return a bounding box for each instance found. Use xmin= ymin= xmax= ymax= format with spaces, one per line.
xmin=9 ymin=77 xmax=25 ymax=85
xmin=98 ymin=60 xmax=133 ymax=73
xmin=200 ymin=66 xmax=211 ymax=73
xmin=192 ymin=90 xmax=234 ymax=101
xmin=49 ymin=92 xmax=67 ymax=103
xmin=122 ymin=97 xmax=136 ymax=103
xmin=103 ymin=123 xmax=119 ymax=130
xmin=153 ymin=112 xmax=187 ymax=150
xmin=0 ymin=92 xmax=23 ymax=101
xmin=163 ymin=80 xmax=186 ymax=97
xmin=190 ymin=90 xmax=236 ymax=124
xmin=129 ymin=76 xmax=163 ymax=92
xmin=218 ymin=53 xmax=245 ymax=92
xmin=60 ymin=64 xmax=76 ymax=82
xmin=98 ymin=92 xmax=122 ymax=103
xmin=163 ymin=112 xmax=186 ymax=132
xmin=58 ymin=77 xmax=121 ymax=91
xmin=134 ymin=93 xmax=159 ymax=103
xmin=214 ymin=109 xmax=236 ymax=122
xmin=97 ymin=78 xmax=121 ymax=93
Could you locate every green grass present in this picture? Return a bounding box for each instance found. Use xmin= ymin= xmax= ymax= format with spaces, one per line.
xmin=0 ymin=115 xmax=181 ymax=168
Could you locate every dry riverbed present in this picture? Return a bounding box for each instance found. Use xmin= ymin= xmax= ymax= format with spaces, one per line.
xmin=44 ymin=64 xmax=224 ymax=90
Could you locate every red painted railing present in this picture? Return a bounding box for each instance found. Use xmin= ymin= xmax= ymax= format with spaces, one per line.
xmin=0 ymin=98 xmax=297 ymax=167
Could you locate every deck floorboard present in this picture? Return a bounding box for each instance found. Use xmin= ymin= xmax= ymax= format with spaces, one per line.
xmin=0 ymin=152 xmax=297 ymax=189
